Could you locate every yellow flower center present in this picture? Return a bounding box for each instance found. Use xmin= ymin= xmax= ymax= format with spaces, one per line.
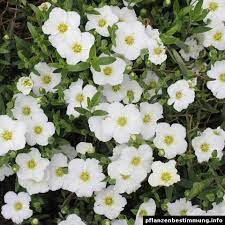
xmin=125 ymin=35 xmax=134 ymax=45
xmin=98 ymin=18 xmax=107 ymax=27
xmin=80 ymin=171 xmax=90 ymax=182
xmin=139 ymin=209 xmax=148 ymax=217
xmin=112 ymin=84 xmax=121 ymax=92
xmin=117 ymin=116 xmax=127 ymax=127
xmin=72 ymin=43 xmax=82 ymax=53
xmin=55 ymin=167 xmax=64 ymax=177
xmin=161 ymin=172 xmax=172 ymax=182
xmin=27 ymin=159 xmax=36 ymax=169
xmin=14 ymin=202 xmax=23 ymax=211
xmin=143 ymin=114 xmax=151 ymax=124
xmin=154 ymin=47 xmax=162 ymax=55
xmin=22 ymin=106 xmax=31 ymax=116
xmin=213 ymin=131 xmax=220 ymax=135
xmin=104 ymin=196 xmax=113 ymax=206
xmin=103 ymin=67 xmax=112 ymax=76
xmin=180 ymin=209 xmax=187 ymax=216
xmin=209 ymin=2 xmax=219 ymax=11
xmin=75 ymin=93 xmax=84 ymax=103
xmin=127 ymin=90 xmax=134 ymax=99
xmin=200 ymin=143 xmax=209 ymax=152
xmin=58 ymin=23 xmax=68 ymax=33
xmin=219 ymin=73 xmax=225 ymax=82
xmin=42 ymin=75 xmax=52 ymax=84
xmin=149 ymin=80 xmax=157 ymax=89
xmin=213 ymin=32 xmax=222 ymax=41
xmin=23 ymin=78 xmax=32 ymax=87
xmin=34 ymin=126 xmax=43 ymax=135
xmin=175 ymin=91 xmax=183 ymax=100
xmin=164 ymin=135 xmax=174 ymax=145
xmin=131 ymin=156 xmax=141 ymax=166
xmin=121 ymin=174 xmax=130 ymax=180
xmin=2 ymin=130 xmax=12 ymax=141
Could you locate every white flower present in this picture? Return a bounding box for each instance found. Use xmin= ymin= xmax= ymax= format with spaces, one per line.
xmin=147 ymin=40 xmax=167 ymax=65
xmin=103 ymin=84 xmax=125 ymax=103
xmin=179 ymin=36 xmax=204 ymax=61
xmin=118 ymin=144 xmax=153 ymax=178
xmin=143 ymin=71 xmax=162 ymax=97
xmin=85 ymin=6 xmax=118 ymax=37
xmin=199 ymin=0 xmax=225 ymax=21
xmin=110 ymin=144 xmax=128 ymax=161
xmin=0 ymin=165 xmax=14 ymax=182
xmin=207 ymin=60 xmax=225 ymax=99
xmin=30 ymin=62 xmax=61 ymax=95
xmin=110 ymin=6 xmax=137 ymax=22
xmin=48 ymin=153 xmax=68 ymax=191
xmin=121 ymin=75 xmax=143 ymax=104
xmin=153 ymin=123 xmax=187 ymax=159
xmin=64 ymin=79 xmax=97 ymax=117
xmin=145 ymin=26 xmax=161 ymax=43
xmin=38 ymin=2 xmax=51 ymax=11
xmin=58 ymin=214 xmax=86 ymax=225
xmin=148 ymin=160 xmax=180 ymax=187
xmin=192 ymin=129 xmax=224 ymax=163
xmin=112 ymin=21 xmax=147 ymax=60
xmin=1 ymin=191 xmax=33 ymax=224
xmin=208 ymin=200 xmax=225 ymax=215
xmin=12 ymin=94 xmax=43 ymax=121
xmin=167 ymin=79 xmax=195 ymax=112
xmin=16 ymin=77 xmax=33 ymax=95
xmin=140 ymin=102 xmax=163 ymax=140
xmin=94 ymin=186 xmax=127 ymax=219
xmin=135 ymin=199 xmax=156 ymax=225
xmin=63 ymin=158 xmax=106 ymax=197
xmin=202 ymin=24 xmax=225 ymax=50
xmin=76 ymin=142 xmax=95 ymax=154
xmin=26 ymin=113 xmax=55 ymax=146
xmin=18 ymin=172 xmax=50 ymax=195
xmin=108 ymin=144 xmax=153 ymax=194
xmin=210 ymin=8 xmax=225 ymax=26
xmin=56 ymin=30 xmax=95 ymax=65
xmin=0 ymin=115 xmax=26 ymax=156
xmin=16 ymin=148 xmax=49 ymax=182
xmin=112 ymin=219 xmax=128 ymax=225
xmin=167 ymin=198 xmax=197 ymax=216
xmin=54 ymin=144 xmax=77 ymax=160
xmin=108 ymin=160 xmax=142 ymax=194
xmin=88 ymin=103 xmax=115 ymax=142
xmin=91 ymin=56 xmax=126 ymax=85
xmin=187 ymin=208 xmax=207 ymax=216
xmin=203 ymin=127 xmax=225 ymax=142
xmin=42 ymin=7 xmax=80 ymax=45
xmin=107 ymin=102 xmax=142 ymax=143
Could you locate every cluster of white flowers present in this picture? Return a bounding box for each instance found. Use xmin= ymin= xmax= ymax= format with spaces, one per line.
xmin=1 ymin=0 xmax=225 ymax=224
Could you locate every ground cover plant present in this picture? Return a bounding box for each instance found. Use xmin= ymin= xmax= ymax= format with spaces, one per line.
xmin=1 ymin=0 xmax=225 ymax=224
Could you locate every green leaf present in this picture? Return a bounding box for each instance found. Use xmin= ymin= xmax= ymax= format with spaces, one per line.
xmin=66 ymin=62 xmax=90 ymax=72
xmin=74 ymin=107 xmax=91 ymax=117
xmin=98 ymin=56 xmax=116 ymax=65
xmin=92 ymin=110 xmax=108 ymax=116
xmin=85 ymin=6 xmax=100 ymax=15
xmin=191 ymin=26 xmax=211 ymax=34
xmin=27 ymin=22 xmax=38 ymax=38
xmin=91 ymin=59 xmax=101 ymax=72
xmin=89 ymin=45 xmax=96 ymax=59
xmin=171 ymin=49 xmax=189 ymax=76
xmin=0 ymin=48 xmax=10 ymax=54
xmin=90 ymin=91 xmax=102 ymax=108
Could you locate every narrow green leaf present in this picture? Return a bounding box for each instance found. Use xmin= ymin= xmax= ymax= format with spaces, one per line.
xmin=66 ymin=62 xmax=90 ymax=72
